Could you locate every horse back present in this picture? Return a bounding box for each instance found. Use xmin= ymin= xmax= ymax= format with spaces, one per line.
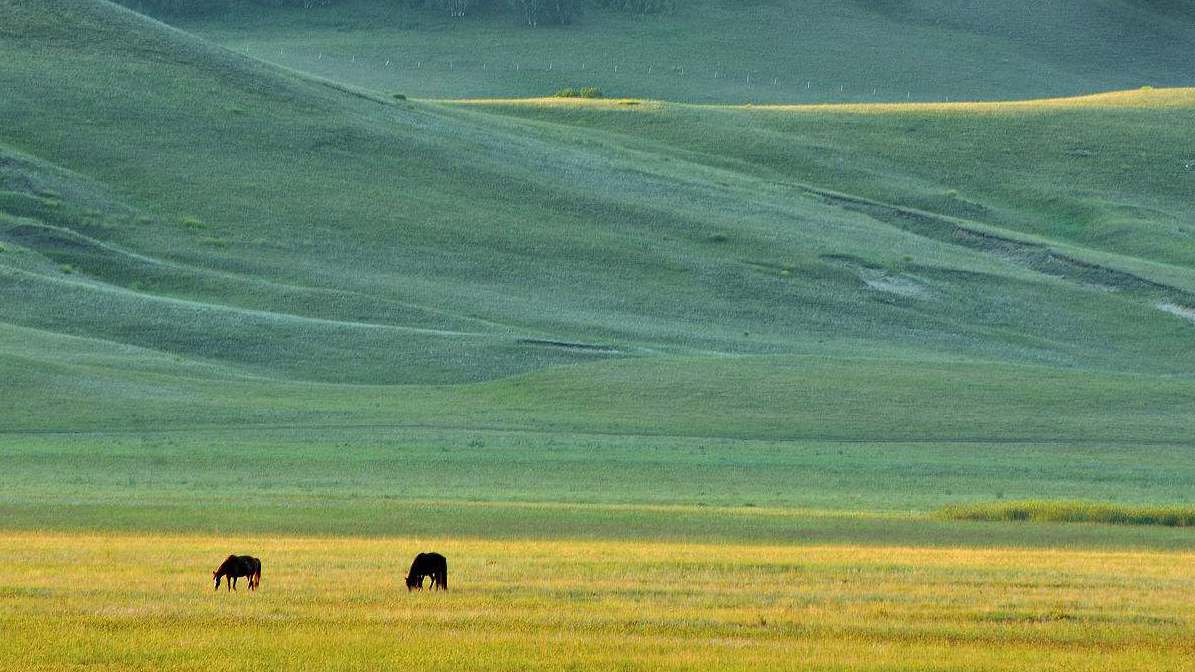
xmin=410 ymin=552 xmax=447 ymax=575
xmin=422 ymin=552 xmax=448 ymax=573
xmin=218 ymin=555 xmax=256 ymax=577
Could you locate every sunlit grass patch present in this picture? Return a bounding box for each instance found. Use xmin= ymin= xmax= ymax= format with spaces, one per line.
xmin=940 ymin=501 xmax=1195 ymax=527
xmin=1 ymin=532 xmax=1192 ymax=671
xmin=741 ymin=87 xmax=1195 ymax=114
xmin=448 ymin=96 xmax=657 ymax=109
xmin=461 ymin=87 xmax=1195 ymax=115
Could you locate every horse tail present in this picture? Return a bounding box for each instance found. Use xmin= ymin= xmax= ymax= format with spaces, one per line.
xmin=442 ymin=567 xmax=447 ymax=591
xmin=254 ymin=560 xmax=262 ymax=588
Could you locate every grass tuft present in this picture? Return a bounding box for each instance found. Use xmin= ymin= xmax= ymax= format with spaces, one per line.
xmin=940 ymin=501 xmax=1195 ymax=527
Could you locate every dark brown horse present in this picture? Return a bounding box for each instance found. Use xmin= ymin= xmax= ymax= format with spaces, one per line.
xmin=405 ymin=552 xmax=447 ymax=591
xmin=213 ymin=554 xmax=261 ymax=592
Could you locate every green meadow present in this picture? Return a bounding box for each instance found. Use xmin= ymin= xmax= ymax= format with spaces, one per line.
xmin=175 ymin=0 xmax=1195 ymax=103
xmin=2 ymin=0 xmax=1195 ymax=669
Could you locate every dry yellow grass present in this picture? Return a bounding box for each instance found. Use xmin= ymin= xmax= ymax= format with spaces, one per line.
xmin=448 ymin=87 xmax=1195 ymax=115
xmin=743 ymin=87 xmax=1195 ymax=114
xmin=445 ymin=96 xmax=662 ymax=110
xmin=1 ymin=532 xmax=1192 ymax=671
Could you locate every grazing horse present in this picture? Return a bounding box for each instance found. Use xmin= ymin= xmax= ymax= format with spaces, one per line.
xmin=213 ymin=554 xmax=261 ymax=592
xmin=405 ymin=552 xmax=448 ymax=591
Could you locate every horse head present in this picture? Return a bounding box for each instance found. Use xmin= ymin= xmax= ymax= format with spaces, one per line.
xmin=405 ymin=574 xmax=423 ymax=591
xmin=212 ymin=570 xmax=221 ymax=591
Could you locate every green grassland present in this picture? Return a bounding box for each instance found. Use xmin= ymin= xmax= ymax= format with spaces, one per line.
xmin=462 ymin=90 xmax=1195 ymax=273
xmin=4 ymin=0 xmax=1195 ymax=387
xmin=3 ymin=1 xmax=1195 ymax=668
xmin=173 ymin=0 xmax=1195 ymax=104
xmin=3 ymin=0 xmax=1195 ymax=523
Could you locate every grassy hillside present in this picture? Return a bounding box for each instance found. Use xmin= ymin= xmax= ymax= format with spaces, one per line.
xmin=2 ymin=0 xmax=1195 ymax=527
xmin=175 ymin=0 xmax=1195 ymax=103
xmin=461 ymin=90 xmax=1195 ymax=274
xmin=4 ymin=0 xmax=1195 ymax=389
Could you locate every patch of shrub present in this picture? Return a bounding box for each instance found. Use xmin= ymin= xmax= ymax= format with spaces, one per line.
xmin=392 ymin=93 xmax=407 ymax=101
xmin=182 ymin=217 xmax=206 ymax=230
xmin=553 ymin=86 xmax=603 ymax=98
xmin=939 ymin=500 xmax=1195 ymax=527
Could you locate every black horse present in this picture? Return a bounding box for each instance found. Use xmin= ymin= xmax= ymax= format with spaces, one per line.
xmin=405 ymin=552 xmax=447 ymax=591
xmin=213 ymin=554 xmax=261 ymax=592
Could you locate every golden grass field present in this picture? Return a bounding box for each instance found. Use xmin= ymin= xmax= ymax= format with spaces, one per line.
xmin=449 ymin=87 xmax=1195 ymax=114
xmin=2 ymin=532 xmax=1192 ymax=671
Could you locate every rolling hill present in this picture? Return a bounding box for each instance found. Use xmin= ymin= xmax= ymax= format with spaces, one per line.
xmin=167 ymin=0 xmax=1195 ymax=103
xmin=0 ymin=0 xmax=1193 ymax=493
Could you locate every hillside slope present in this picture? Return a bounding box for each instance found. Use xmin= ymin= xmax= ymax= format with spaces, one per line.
xmin=462 ymin=90 xmax=1195 ymax=276
xmin=174 ymin=0 xmax=1195 ymax=103
xmin=2 ymin=0 xmax=1195 ymax=414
